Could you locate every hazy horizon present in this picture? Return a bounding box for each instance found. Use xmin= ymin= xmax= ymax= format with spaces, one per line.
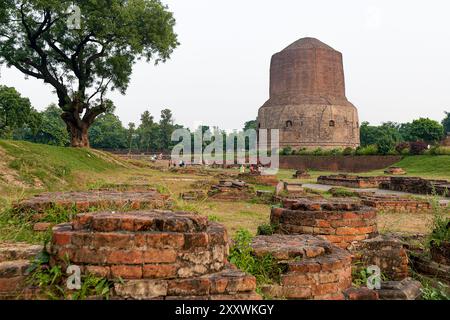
xmin=1 ymin=0 xmax=449 ymax=130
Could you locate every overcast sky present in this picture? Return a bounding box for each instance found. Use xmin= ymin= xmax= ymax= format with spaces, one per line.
xmin=1 ymin=0 xmax=449 ymax=131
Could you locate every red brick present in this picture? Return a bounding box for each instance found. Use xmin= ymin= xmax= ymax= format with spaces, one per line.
xmin=53 ymin=232 xmax=72 ymax=246
xmin=111 ymin=265 xmax=142 ymax=279
xmin=84 ymin=266 xmax=111 ymax=278
xmin=143 ymin=249 xmax=177 ymax=263
xmin=184 ymin=233 xmax=209 ymax=249
xmin=146 ymin=233 xmax=185 ymax=248
xmin=312 ymin=282 xmax=339 ymax=296
xmin=282 ymin=286 xmax=311 ymax=299
xmin=93 ymin=232 xmax=134 ymax=249
xmin=0 ymin=276 xmax=25 ymax=293
xmin=107 ymin=250 xmax=143 ymax=264
xmin=143 ymin=264 xmax=178 ymax=279
xmin=167 ymin=278 xmax=211 ymax=296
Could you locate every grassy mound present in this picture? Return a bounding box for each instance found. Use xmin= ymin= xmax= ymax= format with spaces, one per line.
xmin=392 ymin=156 xmax=450 ymax=179
xmin=0 ymin=140 xmax=129 ymax=206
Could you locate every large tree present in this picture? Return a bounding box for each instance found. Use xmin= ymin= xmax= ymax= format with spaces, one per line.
xmin=408 ymin=118 xmax=444 ymax=144
xmin=0 ymin=0 xmax=178 ymax=147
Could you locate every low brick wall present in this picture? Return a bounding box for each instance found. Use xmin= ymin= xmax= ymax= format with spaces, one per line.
xmin=317 ymin=175 xmax=390 ymax=188
xmin=14 ymin=190 xmax=170 ymax=214
xmin=50 ymin=210 xmax=260 ymax=300
xmin=361 ymin=195 xmax=434 ymax=213
xmin=272 ymin=199 xmax=378 ymax=249
xmin=380 ymin=177 xmax=450 ymax=197
xmin=279 ymin=156 xmax=402 ymax=173
xmin=252 ymin=235 xmax=352 ymax=300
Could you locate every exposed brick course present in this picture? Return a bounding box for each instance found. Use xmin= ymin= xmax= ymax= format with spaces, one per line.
xmin=0 ymin=243 xmax=43 ymax=299
xmin=252 ymin=235 xmax=352 ymax=300
xmin=361 ymin=195 xmax=434 ymax=213
xmin=317 ymin=174 xmax=390 ymax=188
xmin=14 ymin=190 xmax=170 ymax=214
xmin=350 ymin=234 xmax=409 ymax=281
xmin=380 ymin=177 xmax=450 ymax=197
xmin=50 ymin=210 xmax=259 ymax=300
xmin=271 ymin=199 xmax=378 ymax=248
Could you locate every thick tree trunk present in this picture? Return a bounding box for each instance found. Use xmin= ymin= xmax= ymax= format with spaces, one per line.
xmin=67 ymin=121 xmax=90 ymax=148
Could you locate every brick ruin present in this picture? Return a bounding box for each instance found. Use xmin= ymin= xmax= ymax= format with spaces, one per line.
xmin=293 ymin=170 xmax=311 ymax=179
xmin=14 ymin=190 xmax=170 ymax=214
xmin=276 ymin=181 xmax=305 ymax=197
xmin=251 ymin=235 xmax=352 ymax=299
xmin=409 ymin=225 xmax=450 ymax=282
xmin=180 ymin=190 xmax=207 ymax=201
xmin=0 ymin=243 xmax=43 ymax=299
xmin=208 ymin=180 xmax=254 ymax=201
xmin=350 ymin=234 xmax=409 ymax=281
xmin=384 ymin=167 xmax=407 ymax=175
xmin=317 ymin=174 xmax=390 ymax=188
xmin=361 ymin=195 xmax=434 ymax=213
xmin=271 ymin=199 xmax=378 ymax=249
xmin=50 ymin=210 xmax=260 ymax=300
xmin=380 ymin=177 xmax=450 ymax=197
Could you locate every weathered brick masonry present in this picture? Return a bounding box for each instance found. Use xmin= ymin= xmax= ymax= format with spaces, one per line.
xmin=317 ymin=175 xmax=390 ymax=188
xmin=271 ymin=199 xmax=378 ymax=248
xmin=251 ymin=235 xmax=352 ymax=300
xmin=0 ymin=243 xmax=43 ymax=299
xmin=380 ymin=177 xmax=450 ymax=197
xmin=350 ymin=234 xmax=409 ymax=281
xmin=361 ymin=195 xmax=433 ymax=213
xmin=15 ymin=190 xmax=170 ymax=214
xmin=208 ymin=180 xmax=254 ymax=201
xmin=50 ymin=210 xmax=259 ymax=300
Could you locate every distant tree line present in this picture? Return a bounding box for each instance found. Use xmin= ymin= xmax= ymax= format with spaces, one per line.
xmin=0 ymin=85 xmax=182 ymax=152
xmin=359 ymin=117 xmax=448 ymax=155
xmin=1 ymin=85 xmax=450 ymax=155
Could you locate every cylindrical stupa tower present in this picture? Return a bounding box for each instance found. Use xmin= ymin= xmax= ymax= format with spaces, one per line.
xmin=257 ymin=37 xmax=360 ymax=149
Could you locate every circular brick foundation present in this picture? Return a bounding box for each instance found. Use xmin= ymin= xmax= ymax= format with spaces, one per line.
xmin=252 ymin=234 xmax=352 ymax=300
xmin=50 ymin=210 xmax=259 ymax=300
xmin=271 ymin=199 xmax=378 ymax=248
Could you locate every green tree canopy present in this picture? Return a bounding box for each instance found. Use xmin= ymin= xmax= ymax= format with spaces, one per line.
xmin=89 ymin=111 xmax=127 ymax=149
xmin=360 ymin=121 xmax=401 ymax=147
xmin=408 ymin=118 xmax=444 ymax=143
xmin=243 ymin=120 xmax=257 ymax=131
xmin=137 ymin=110 xmax=158 ymax=152
xmin=0 ymin=85 xmax=39 ymax=138
xmin=0 ymin=0 xmax=178 ymax=147
xmin=27 ymin=104 xmax=69 ymax=146
xmin=442 ymin=111 xmax=450 ymax=134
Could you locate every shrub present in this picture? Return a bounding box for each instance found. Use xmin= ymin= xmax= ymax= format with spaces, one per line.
xmin=329 ymin=148 xmax=343 ymax=156
xmin=342 ymin=147 xmax=354 ymax=156
xmin=355 ymin=145 xmax=378 ymax=156
xmin=410 ymin=141 xmax=429 ymax=155
xmin=421 ymin=281 xmax=450 ymax=300
xmin=280 ymin=146 xmax=292 ymax=156
xmin=428 ymin=197 xmax=450 ymax=248
xmin=257 ymin=223 xmax=276 ymax=236
xmin=429 ymin=146 xmax=450 ymax=156
xmin=376 ymin=135 xmax=396 ymax=155
xmin=27 ymin=251 xmax=115 ymax=300
xmin=395 ymin=142 xmax=410 ymax=154
xmin=312 ymin=147 xmax=324 ymax=156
